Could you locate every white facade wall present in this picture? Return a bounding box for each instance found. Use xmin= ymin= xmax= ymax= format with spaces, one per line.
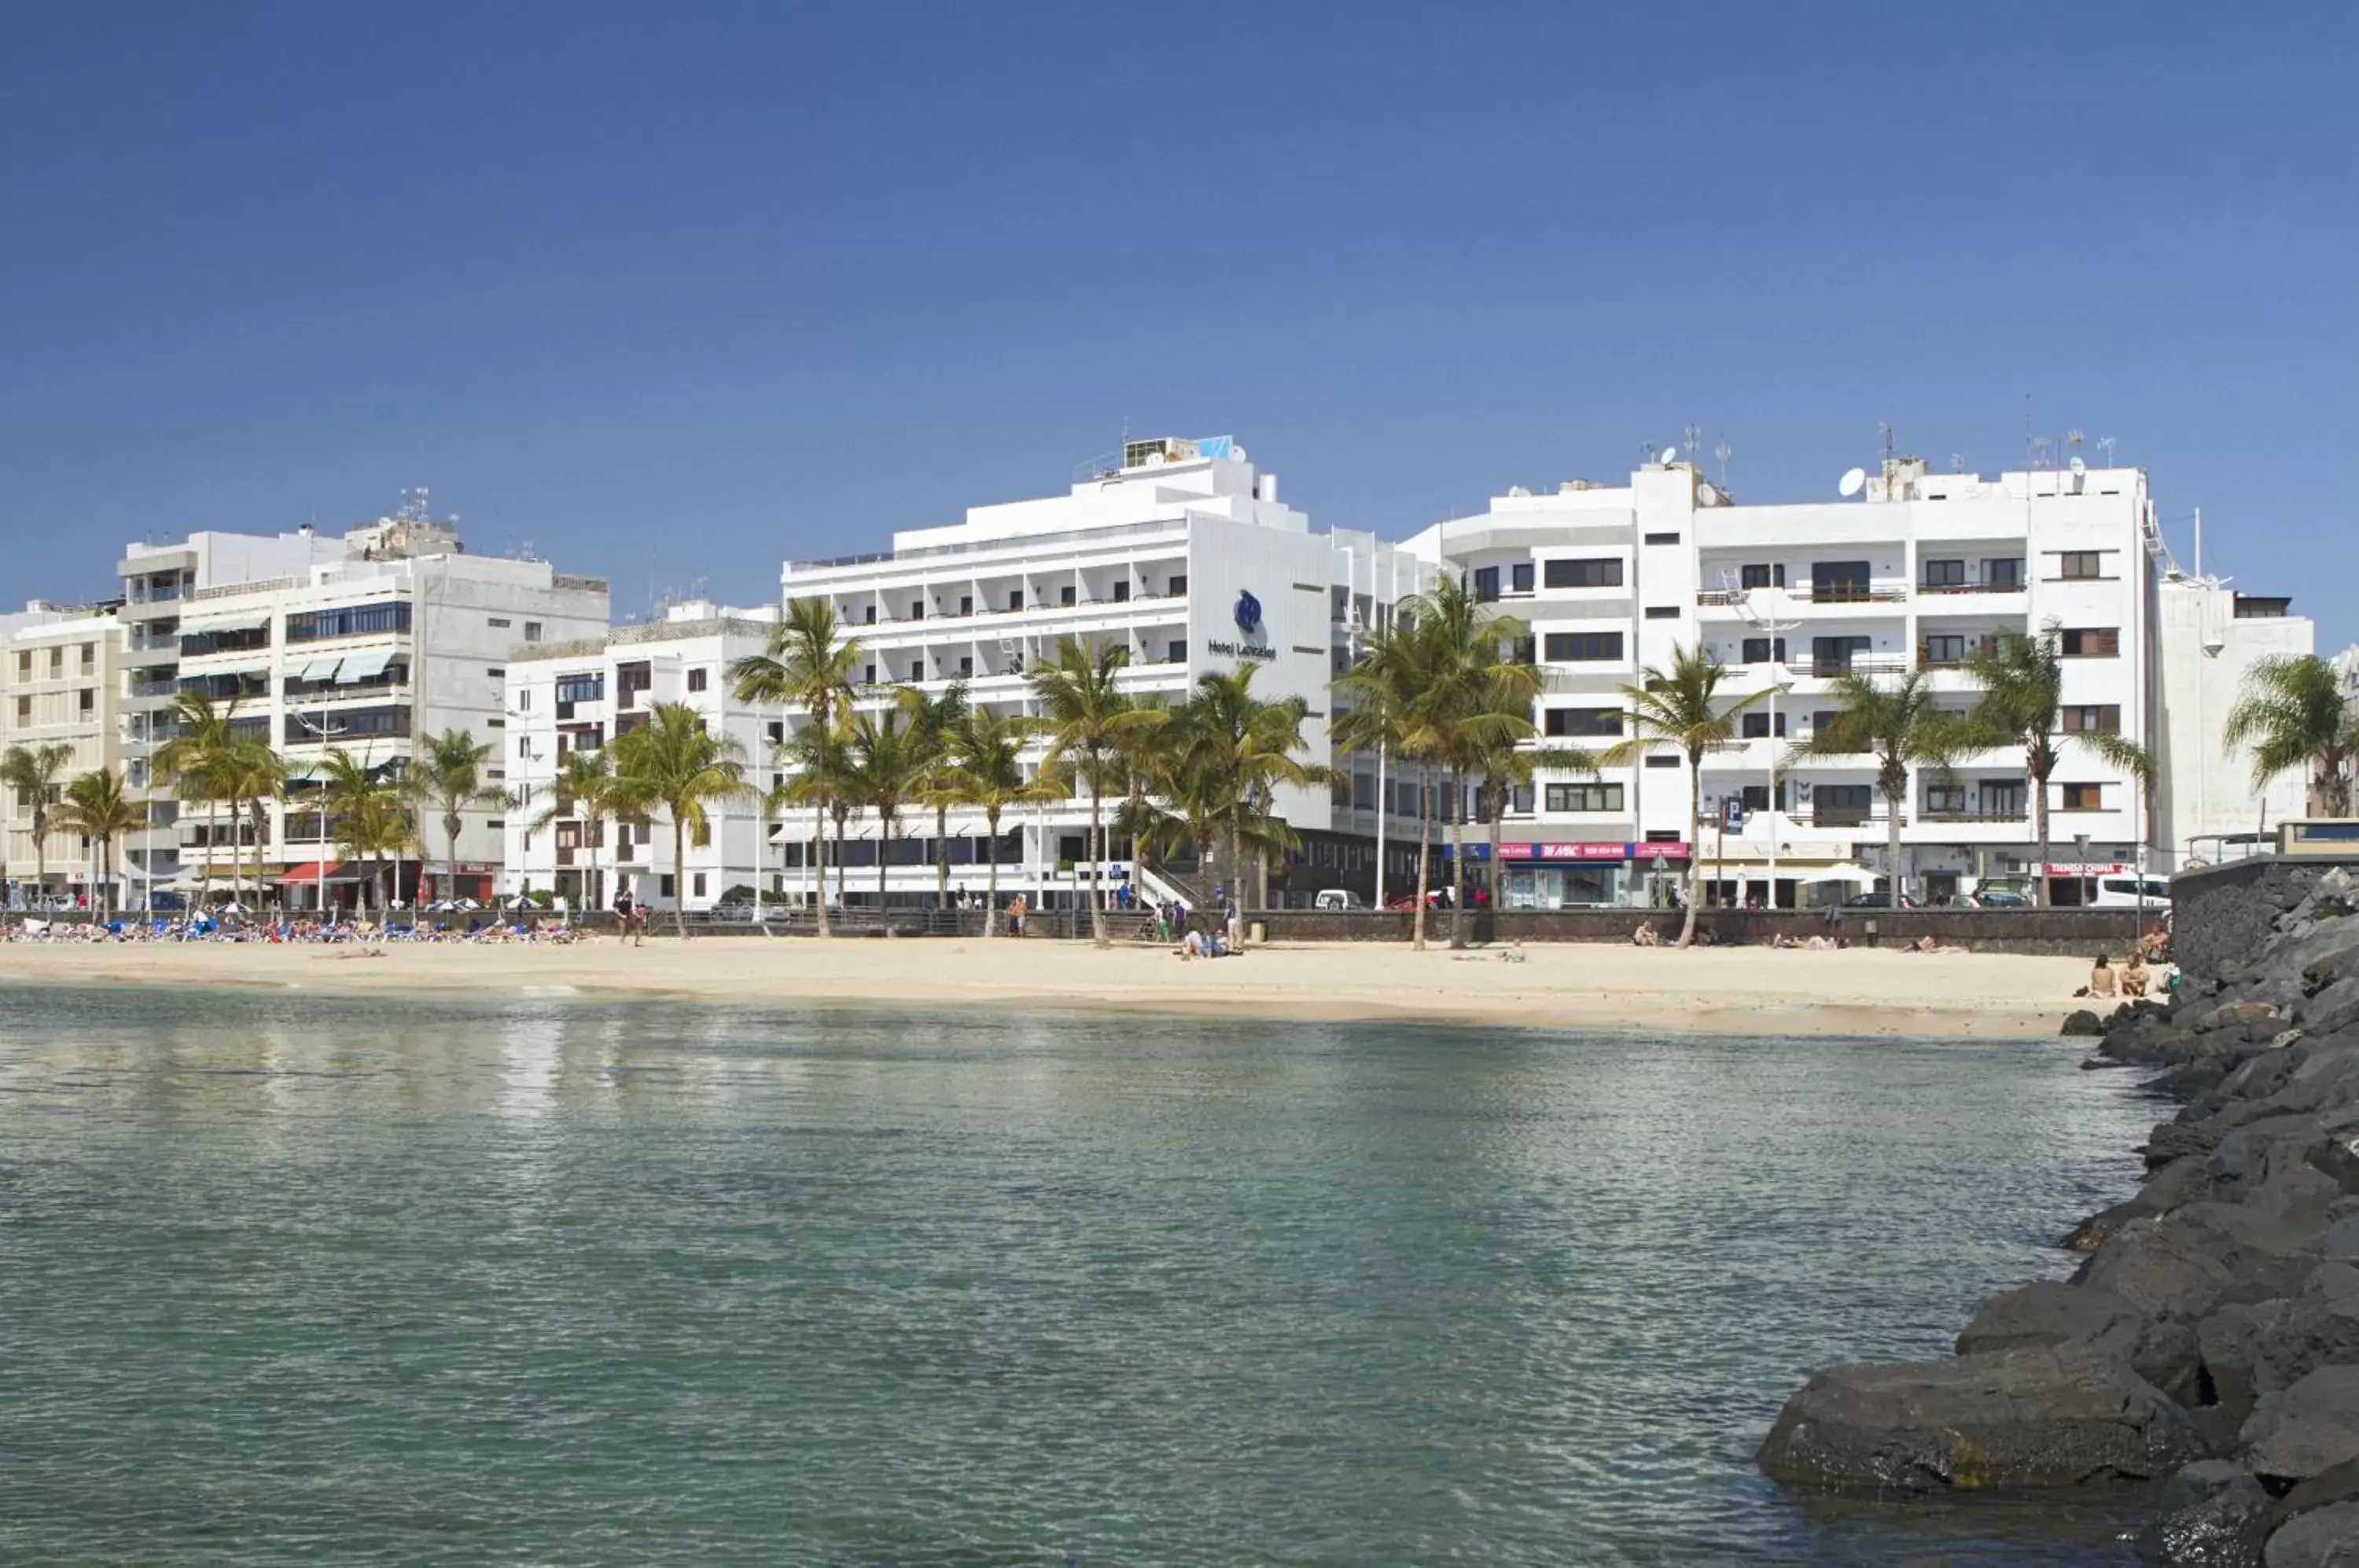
xmin=1 ymin=607 xmax=126 ymax=900
xmin=2155 ymin=583 xmax=2315 ymax=858
xmin=1408 ymin=458 xmax=2182 ymax=904
xmin=501 ymin=605 xmax=778 ymax=911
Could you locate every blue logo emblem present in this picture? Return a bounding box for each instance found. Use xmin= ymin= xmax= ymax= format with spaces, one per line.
xmin=1234 ymin=589 xmax=1262 ymax=633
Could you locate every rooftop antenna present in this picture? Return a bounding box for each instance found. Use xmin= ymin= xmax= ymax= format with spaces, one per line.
xmin=1682 ymin=423 xmax=1702 ymax=462
xmin=2096 ymin=436 xmax=2117 ymax=467
xmin=1878 ymin=421 xmax=1895 ymax=464
xmin=1714 ymin=437 xmax=1732 ymax=489
xmin=1949 ymin=454 xmax=1967 ymax=473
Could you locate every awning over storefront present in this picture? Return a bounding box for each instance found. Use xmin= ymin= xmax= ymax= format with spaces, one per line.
xmin=337 ymin=650 xmax=394 ymax=683
xmin=278 ymin=862 xmax=367 ymax=886
xmin=296 ymin=656 xmax=344 ymax=681
xmin=188 ymin=613 xmax=270 ymax=633
xmin=1459 ymin=841 xmax=1694 ymax=863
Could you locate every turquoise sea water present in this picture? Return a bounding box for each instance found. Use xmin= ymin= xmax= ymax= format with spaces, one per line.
xmin=0 ymin=986 xmax=2157 ymax=1565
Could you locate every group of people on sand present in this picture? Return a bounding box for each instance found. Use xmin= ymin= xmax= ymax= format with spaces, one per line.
xmin=2085 ymin=948 xmax=2159 ymax=999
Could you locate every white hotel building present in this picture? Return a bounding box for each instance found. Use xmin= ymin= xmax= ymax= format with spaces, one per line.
xmin=1408 ymin=455 xmax=2315 ymax=909
xmin=118 ymin=509 xmax=608 ymax=905
xmin=495 ymin=438 xmax=1430 ymax=915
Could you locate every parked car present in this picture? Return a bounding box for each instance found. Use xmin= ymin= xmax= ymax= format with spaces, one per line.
xmin=1967 ymin=887 xmax=2031 ymax=908
xmin=1842 ymin=891 xmax=1915 ymax=909
xmin=1313 ymin=889 xmax=1369 ymax=911
xmin=708 ymin=900 xmax=757 ymax=922
xmin=1384 ymin=887 xmax=1456 ymax=912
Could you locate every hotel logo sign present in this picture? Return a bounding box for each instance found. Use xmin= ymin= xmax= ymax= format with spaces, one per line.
xmin=1205 ymin=587 xmax=1275 ymax=661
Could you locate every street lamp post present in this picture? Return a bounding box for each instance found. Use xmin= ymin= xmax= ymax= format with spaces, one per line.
xmin=288 ymin=705 xmax=353 ymax=918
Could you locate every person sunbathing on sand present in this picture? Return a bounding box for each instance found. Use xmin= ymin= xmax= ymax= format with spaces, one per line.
xmin=2121 ymin=950 xmax=2149 ymax=999
xmin=2088 ymin=954 xmax=2118 ymax=999
xmin=1632 ymin=920 xmax=1662 ymax=948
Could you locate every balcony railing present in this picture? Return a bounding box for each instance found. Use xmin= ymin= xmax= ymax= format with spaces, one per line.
xmin=129 ymin=679 xmax=178 ymax=698
xmin=1918 ymin=580 xmax=2026 ymax=596
xmin=1917 ymin=807 xmax=2029 ymax=823
xmin=1796 ymin=583 xmax=1908 ymax=604
xmin=1808 ymin=807 xmax=1905 ymax=829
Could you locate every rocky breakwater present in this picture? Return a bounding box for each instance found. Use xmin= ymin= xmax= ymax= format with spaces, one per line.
xmin=1760 ymin=866 xmax=2359 ymax=1567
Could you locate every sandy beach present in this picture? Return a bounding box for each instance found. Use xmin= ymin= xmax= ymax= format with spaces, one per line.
xmin=0 ymin=936 xmax=2091 ymax=1037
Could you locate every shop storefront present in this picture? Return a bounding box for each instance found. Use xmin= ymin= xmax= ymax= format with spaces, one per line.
xmin=1459 ymin=841 xmax=1694 ymax=909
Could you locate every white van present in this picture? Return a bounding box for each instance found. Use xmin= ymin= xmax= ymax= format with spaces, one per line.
xmin=1313 ymin=889 xmax=1369 ymax=911
xmin=2091 ymin=875 xmax=2171 ymax=907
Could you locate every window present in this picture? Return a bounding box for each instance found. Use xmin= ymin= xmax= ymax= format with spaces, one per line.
xmin=1544 ymin=558 xmax=1623 ymax=589
xmin=1922 ymin=634 xmax=1967 ymax=667
xmin=1922 ymin=558 xmax=1966 ymax=588
xmin=1060 ymin=584 xmax=1076 ymax=607
xmin=1739 ymin=782 xmax=1790 ymax=813
xmin=909 ymin=661 xmax=924 ymax=682
xmin=488 ymin=617 xmax=512 ymax=628
xmin=693 ymin=872 xmax=708 ymax=897
xmin=486 ymin=717 xmax=505 ymax=729
xmin=2061 ymin=782 xmax=2106 ymax=811
xmin=1643 ymin=532 xmax=1681 ymax=546
xmin=1168 ymin=573 xmax=1187 ymax=594
xmin=14 ymin=696 xmax=28 ymax=723
xmin=1740 ymin=636 xmax=1787 ymax=664
xmin=1739 ymin=563 xmax=1786 ymax=590
xmin=959 ymin=594 xmax=974 ymax=616
xmin=1511 ymin=562 xmax=1534 ymax=594
xmin=863 ymin=664 xmax=876 ymax=685
xmin=78 ymin=689 xmax=94 ymax=715
xmin=1474 ymin=566 xmax=1501 ymax=603
xmin=1544 ymin=707 xmax=1621 ymax=738
xmin=487 ymin=666 xmax=505 ymax=679
xmin=1810 ymin=635 xmax=1872 ymax=675
xmin=1809 ymin=561 xmax=1872 ymax=602
xmin=485 ymin=819 xmax=506 ymax=832
xmin=79 ymin=643 xmax=95 ymax=673
xmin=48 ymin=647 xmax=63 ymax=675
xmin=1740 ymin=711 xmax=1787 ymax=739
xmin=1924 ymin=785 xmax=1967 ymax=815
xmin=15 ymin=651 xmax=28 ymax=678
xmin=2059 ymin=628 xmax=2119 ymax=657
xmin=1644 ymin=605 xmax=1679 ymax=620
xmin=687 ymin=667 xmax=708 ymax=693
xmin=1167 ymin=640 xmax=1186 ymax=664
xmin=1111 ymin=580 xmax=1128 ymax=602
xmin=661 ymin=874 xmax=675 ymax=899
xmin=909 ymin=601 xmax=925 ymax=621
xmin=1985 ymin=558 xmax=2026 ymax=590
xmin=285 ymin=601 xmax=412 ymax=642
xmin=1813 ymin=785 xmax=1873 ymax=826
xmin=1007 ymin=590 xmax=1023 ymax=612
xmin=1545 ymin=782 xmax=1626 ymax=812
xmin=2056 ymin=551 xmax=2104 ymax=580
xmin=691 ymin=823 xmax=710 ymax=848
xmin=2060 ymin=705 xmax=2122 ymax=734
xmin=554 ymin=672 xmax=605 ymax=705
xmin=1544 ymin=631 xmax=1624 ymax=661
xmin=1644 ymin=754 xmax=1680 ymax=768
xmin=959 ymin=656 xmax=973 ymax=676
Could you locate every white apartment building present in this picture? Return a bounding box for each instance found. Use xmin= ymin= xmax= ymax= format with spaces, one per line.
xmin=118 ymin=506 xmax=608 ymax=906
xmin=2154 ymin=580 xmax=2313 ymax=860
xmin=1 ymin=602 xmax=127 ymax=905
xmin=502 ymin=601 xmax=780 ymax=911
xmin=1406 ymin=454 xmax=2295 ymax=908
xmin=705 ymin=436 xmax=1431 ymax=914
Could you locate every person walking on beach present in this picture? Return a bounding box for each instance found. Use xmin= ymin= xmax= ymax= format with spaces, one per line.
xmin=1006 ymin=893 xmax=1025 ymax=937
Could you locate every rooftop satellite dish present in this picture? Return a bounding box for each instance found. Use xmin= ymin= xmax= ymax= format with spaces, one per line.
xmin=1696 ymin=483 xmax=1720 ymax=507
xmin=1231 ymin=445 xmax=1248 ymax=462
xmin=1838 ymin=466 xmax=1867 ymax=499
xmin=2069 ymin=455 xmax=2087 ymax=476
xmin=1658 ymin=446 xmax=1679 ymax=465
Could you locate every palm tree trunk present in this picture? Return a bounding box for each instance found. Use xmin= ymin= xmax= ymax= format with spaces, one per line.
xmin=984 ymin=807 xmax=1003 ymax=937
xmin=834 ymin=810 xmax=848 ymax=908
xmin=1886 ymin=767 xmax=1906 ymax=907
xmin=1227 ymin=814 xmax=1245 ymax=947
xmin=878 ymin=820 xmax=891 ymax=926
xmin=2033 ymin=768 xmax=2052 ymax=908
xmin=1486 ymin=777 xmax=1504 ymax=926
xmin=1088 ymin=775 xmax=1108 ymax=948
xmin=672 ymin=819 xmax=690 ymax=937
xmin=812 ymin=749 xmax=832 ymax=937
xmin=1448 ymin=771 xmax=1470 ymax=950
xmin=1676 ymin=757 xmax=1703 ymax=948
xmin=935 ymin=803 xmax=949 ymax=910
xmin=1411 ymin=782 xmax=1433 ymax=952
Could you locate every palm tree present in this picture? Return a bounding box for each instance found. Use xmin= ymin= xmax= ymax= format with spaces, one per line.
xmin=730 ymin=597 xmax=863 ymax=936
xmin=844 ymin=708 xmax=924 ymax=922
xmin=53 ymin=765 xmax=140 ymax=917
xmin=1599 ymin=643 xmax=1770 ymax=948
xmin=218 ymin=733 xmax=287 ymax=910
xmin=317 ymin=749 xmax=410 ymax=916
xmin=1334 ymin=597 xmax=1457 ymax=950
xmin=896 ymin=681 xmax=970 ymax=910
xmin=1786 ymin=669 xmax=1974 ymax=904
xmin=1330 ymin=655 xmax=1412 ymax=911
xmin=527 ymin=748 xmax=620 ymax=913
xmin=1176 ymin=663 xmax=1324 ymax=940
xmin=1416 ymin=586 xmax=1547 ymax=948
xmin=153 ymin=692 xmax=238 ymax=907
xmin=611 ymin=701 xmax=752 ymax=936
xmin=1965 ymin=629 xmax=2159 ymax=904
xmin=403 ymin=728 xmax=501 ymax=907
xmin=1 ymin=742 xmax=76 ymax=903
xmin=1029 ymin=637 xmax=1159 ymax=948
xmin=2222 ymin=653 xmax=2358 ymax=819
xmin=948 ymin=707 xmax=1058 ymax=935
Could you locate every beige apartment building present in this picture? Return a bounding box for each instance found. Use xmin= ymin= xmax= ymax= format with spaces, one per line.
xmin=1 ymin=602 xmax=127 ymax=905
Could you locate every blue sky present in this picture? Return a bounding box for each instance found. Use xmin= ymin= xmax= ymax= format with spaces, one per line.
xmin=4 ymin=2 xmax=2353 ymax=645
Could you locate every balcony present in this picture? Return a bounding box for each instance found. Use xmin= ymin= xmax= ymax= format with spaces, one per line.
xmin=1795 ymin=583 xmax=1908 ymax=605
xmin=1917 ymin=808 xmax=2029 ymax=824
xmin=1918 ymin=580 xmax=2027 ymax=597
